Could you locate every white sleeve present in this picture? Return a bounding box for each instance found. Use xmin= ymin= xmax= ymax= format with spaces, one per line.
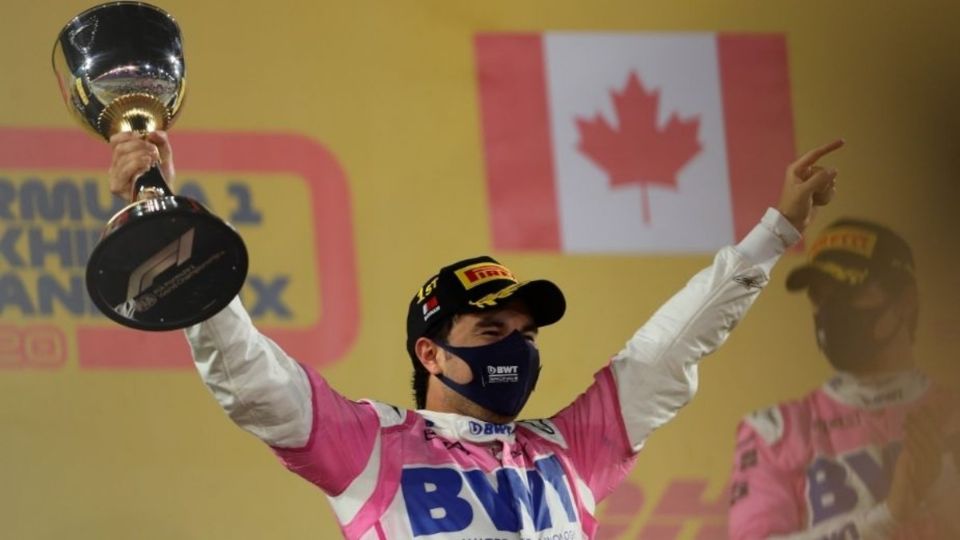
xmin=184 ymin=296 xmax=313 ymax=447
xmin=768 ymin=504 xmax=896 ymax=539
xmin=611 ymin=208 xmax=800 ymax=451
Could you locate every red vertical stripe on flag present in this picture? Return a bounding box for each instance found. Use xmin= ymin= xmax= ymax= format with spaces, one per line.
xmin=475 ymin=34 xmax=560 ymax=251
xmin=718 ymin=34 xmax=797 ymax=242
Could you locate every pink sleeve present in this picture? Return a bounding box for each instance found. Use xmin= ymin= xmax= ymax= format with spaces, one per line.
xmin=550 ymin=366 xmax=638 ymax=501
xmin=272 ymin=365 xmax=380 ymax=496
xmin=728 ymin=416 xmax=804 ymax=539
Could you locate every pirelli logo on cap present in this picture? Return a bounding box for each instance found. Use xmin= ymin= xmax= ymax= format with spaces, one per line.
xmin=810 ymin=227 xmax=878 ymax=260
xmin=455 ymin=263 xmax=516 ymax=290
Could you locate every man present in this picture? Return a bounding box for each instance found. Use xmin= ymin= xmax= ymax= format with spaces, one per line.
xmin=728 ymin=219 xmax=960 ymax=539
xmin=109 ymin=132 xmax=841 ymax=539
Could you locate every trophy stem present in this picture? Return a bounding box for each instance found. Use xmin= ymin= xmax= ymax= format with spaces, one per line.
xmin=133 ymin=165 xmax=173 ymax=201
xmin=126 ymin=114 xmax=154 ymax=133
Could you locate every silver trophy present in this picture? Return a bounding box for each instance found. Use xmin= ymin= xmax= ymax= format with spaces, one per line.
xmin=53 ymin=2 xmax=248 ymax=331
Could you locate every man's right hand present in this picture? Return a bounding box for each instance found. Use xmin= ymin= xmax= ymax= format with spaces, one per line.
xmin=107 ymin=130 xmax=175 ymax=202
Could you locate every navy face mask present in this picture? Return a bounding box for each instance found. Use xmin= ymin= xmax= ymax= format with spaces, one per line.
xmin=437 ymin=331 xmax=541 ymax=418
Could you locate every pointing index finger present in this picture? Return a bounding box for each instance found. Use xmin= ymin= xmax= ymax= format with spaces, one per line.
xmin=793 ymin=138 xmax=845 ymax=171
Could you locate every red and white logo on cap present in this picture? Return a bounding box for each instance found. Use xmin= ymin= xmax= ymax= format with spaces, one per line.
xmin=422 ymin=296 xmax=441 ymax=321
xmin=476 ymin=32 xmax=796 ymax=253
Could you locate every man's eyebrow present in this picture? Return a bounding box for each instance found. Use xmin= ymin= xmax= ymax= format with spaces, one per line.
xmin=475 ymin=316 xmax=538 ymax=335
xmin=475 ymin=318 xmax=505 ymax=329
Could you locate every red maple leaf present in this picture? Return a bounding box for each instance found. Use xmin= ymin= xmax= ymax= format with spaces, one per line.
xmin=576 ymin=71 xmax=702 ymax=224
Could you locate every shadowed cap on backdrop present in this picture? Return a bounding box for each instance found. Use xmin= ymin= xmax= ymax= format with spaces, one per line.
xmin=786 ymin=218 xmax=915 ymax=292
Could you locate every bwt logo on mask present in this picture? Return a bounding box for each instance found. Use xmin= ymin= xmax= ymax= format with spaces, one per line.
xmin=468 ymin=421 xmax=515 ymax=436
xmin=487 ymin=365 xmax=519 ymax=383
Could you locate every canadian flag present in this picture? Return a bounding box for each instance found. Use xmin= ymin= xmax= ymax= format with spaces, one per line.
xmin=475 ymin=32 xmax=796 ymax=253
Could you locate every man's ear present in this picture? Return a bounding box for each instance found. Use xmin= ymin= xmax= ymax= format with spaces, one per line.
xmin=415 ymin=337 xmax=444 ymax=376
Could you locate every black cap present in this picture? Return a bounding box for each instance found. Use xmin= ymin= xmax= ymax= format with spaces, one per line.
xmin=786 ymin=218 xmax=914 ymax=292
xmin=406 ymin=256 xmax=566 ymax=358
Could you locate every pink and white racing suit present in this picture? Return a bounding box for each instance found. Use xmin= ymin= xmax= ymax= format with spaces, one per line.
xmin=186 ymin=209 xmax=797 ymax=539
xmin=729 ymin=371 xmax=960 ymax=539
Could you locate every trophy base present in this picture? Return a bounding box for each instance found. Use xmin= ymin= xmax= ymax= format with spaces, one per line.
xmin=86 ymin=195 xmax=249 ymax=331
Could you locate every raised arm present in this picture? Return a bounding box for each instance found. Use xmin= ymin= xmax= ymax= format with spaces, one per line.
xmin=106 ymin=131 xmax=315 ymax=447
xmin=184 ymin=297 xmax=314 ymax=447
xmin=107 ymin=133 xmax=380 ymax=496
xmin=546 ymin=141 xmax=843 ymax=500
xmin=609 ymin=208 xmax=796 ymax=452
xmin=611 ymin=139 xmax=844 ymax=451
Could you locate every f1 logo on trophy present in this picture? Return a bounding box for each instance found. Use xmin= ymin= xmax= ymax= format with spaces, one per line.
xmin=52 ymin=2 xmax=248 ymax=331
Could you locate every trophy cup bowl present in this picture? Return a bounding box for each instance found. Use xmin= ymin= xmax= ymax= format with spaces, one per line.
xmin=53 ymin=2 xmax=248 ymax=331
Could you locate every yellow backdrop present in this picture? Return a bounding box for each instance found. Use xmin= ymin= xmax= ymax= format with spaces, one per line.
xmin=2 ymin=1 xmax=958 ymax=538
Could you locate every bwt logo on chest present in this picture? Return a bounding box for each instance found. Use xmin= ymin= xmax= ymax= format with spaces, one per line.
xmin=400 ymin=455 xmax=578 ymax=535
xmin=468 ymin=421 xmax=515 ymax=436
